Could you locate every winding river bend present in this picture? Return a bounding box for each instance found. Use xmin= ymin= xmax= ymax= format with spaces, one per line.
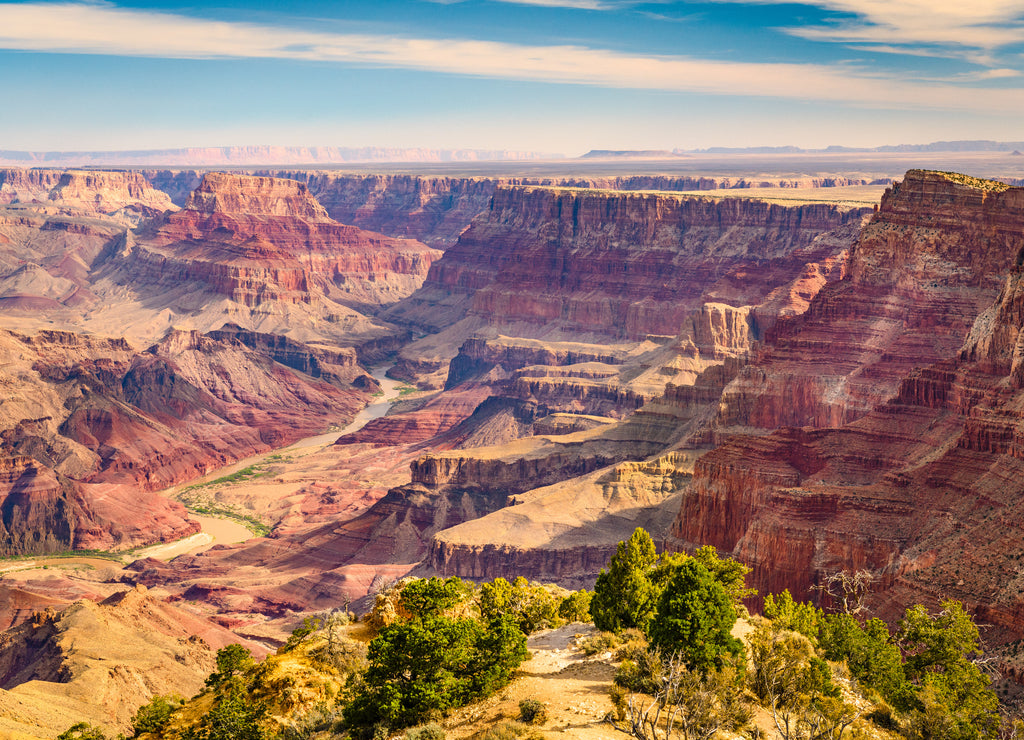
xmin=131 ymin=365 xmax=404 ymax=562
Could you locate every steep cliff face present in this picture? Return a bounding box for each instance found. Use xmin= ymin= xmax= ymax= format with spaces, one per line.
xmin=717 ymin=171 xmax=1024 ymax=431
xmin=0 ymin=326 xmax=373 ymax=554
xmin=384 ymin=185 xmax=868 ymax=393
xmin=264 ymin=172 xmax=499 ymax=250
xmin=674 ymin=174 xmax=1024 ymax=629
xmin=0 ymin=169 xmax=174 ymax=222
xmin=397 ymin=186 xmax=865 ymax=342
xmin=122 ymin=173 xmax=441 ymax=310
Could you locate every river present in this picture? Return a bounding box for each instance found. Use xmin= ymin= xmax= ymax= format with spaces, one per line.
xmin=129 ymin=365 xmax=404 ymax=562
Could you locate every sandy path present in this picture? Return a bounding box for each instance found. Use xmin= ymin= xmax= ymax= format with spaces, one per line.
xmin=444 ymin=623 xmax=618 ymax=740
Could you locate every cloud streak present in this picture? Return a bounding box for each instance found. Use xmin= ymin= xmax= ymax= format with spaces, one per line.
xmin=0 ymin=2 xmax=1021 ymax=114
xmin=700 ymin=0 xmax=1024 ymax=60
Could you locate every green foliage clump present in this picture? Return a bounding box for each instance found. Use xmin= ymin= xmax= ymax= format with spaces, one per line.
xmin=820 ymin=612 xmax=909 ymax=706
xmin=590 ymin=529 xmax=752 ymax=646
xmin=405 ymin=723 xmax=446 ymax=740
xmin=578 ymin=630 xmax=621 ymax=656
xmin=183 ymin=691 xmax=268 ymax=740
xmin=343 ymin=577 xmax=528 ymax=734
xmin=766 ymin=590 xmax=1003 ymax=740
xmin=478 ymin=576 xmax=561 ymax=634
xmin=590 ymin=527 xmax=660 ymax=633
xmin=131 ymin=694 xmax=184 ymax=737
xmin=57 ymin=724 xmax=108 ymax=740
xmin=614 ymin=646 xmax=664 ymax=695
xmin=648 ymin=559 xmax=744 ymax=673
xmin=763 ymin=590 xmax=822 ymax=643
xmin=557 ymin=588 xmax=593 ymax=623
xmin=205 ymin=644 xmax=255 ymax=688
xmin=896 ymin=600 xmax=999 ymax=739
xmin=518 ymin=698 xmax=548 ymax=725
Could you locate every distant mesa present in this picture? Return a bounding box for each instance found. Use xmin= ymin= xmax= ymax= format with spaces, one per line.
xmin=0 ymin=145 xmax=557 ymax=168
xmin=580 ymin=149 xmax=685 ymax=159
xmin=1012 ymin=150 xmax=1023 ymax=156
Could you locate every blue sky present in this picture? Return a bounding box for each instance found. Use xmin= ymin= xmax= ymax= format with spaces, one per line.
xmin=0 ymin=0 xmax=1021 ymax=154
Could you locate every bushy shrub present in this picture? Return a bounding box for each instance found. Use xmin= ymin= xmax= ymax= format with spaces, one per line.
xmin=478 ymin=722 xmax=544 ymax=740
xmin=479 ymin=577 xmax=562 ymax=635
xmin=57 ymin=724 xmax=107 ymax=740
xmin=578 ymin=631 xmax=620 ymax=656
xmin=132 ymin=694 xmax=184 ymax=736
xmin=518 ymin=698 xmax=547 ymax=725
xmin=614 ymin=648 xmax=663 ymax=695
xmin=648 ymin=559 xmax=743 ymax=673
xmin=558 ymin=589 xmax=593 ymax=623
xmin=405 ymin=722 xmax=446 ymax=740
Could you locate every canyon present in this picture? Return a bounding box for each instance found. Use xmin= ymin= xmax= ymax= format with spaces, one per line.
xmin=1 ymin=163 xmax=1024 ymax=737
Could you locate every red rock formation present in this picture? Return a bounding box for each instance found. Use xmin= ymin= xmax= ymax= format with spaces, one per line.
xmin=717 ymin=171 xmax=1024 ymax=432
xmin=263 ymin=172 xmax=499 ymax=250
xmin=123 ymin=173 xmax=441 ymax=309
xmin=673 ymin=173 xmax=1024 ymax=635
xmin=456 ymin=187 xmax=866 ymax=340
xmin=0 ymin=326 xmax=372 ymax=554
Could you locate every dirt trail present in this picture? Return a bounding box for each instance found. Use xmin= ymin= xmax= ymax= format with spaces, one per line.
xmin=445 ymin=623 xmax=620 ymax=739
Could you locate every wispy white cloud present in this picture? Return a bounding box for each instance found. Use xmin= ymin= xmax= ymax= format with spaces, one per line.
xmin=701 ymin=0 xmax=1024 ymax=61
xmin=0 ymin=2 xmax=1021 ymax=114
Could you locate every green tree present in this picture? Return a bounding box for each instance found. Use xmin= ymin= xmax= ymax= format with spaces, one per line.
xmin=692 ymin=545 xmax=755 ymax=605
xmin=343 ymin=608 xmax=527 ymax=732
xmin=206 ymin=643 xmax=255 ymax=688
xmin=819 ymin=612 xmax=909 ymax=707
xmin=897 ymin=601 xmax=999 ymax=739
xmin=478 ymin=577 xmax=560 ymax=635
xmin=558 ymin=589 xmax=593 ymax=623
xmin=591 ymin=527 xmax=659 ymax=632
xmin=763 ymin=589 xmax=822 ymax=642
xmin=185 ymin=691 xmax=268 ymax=740
xmin=132 ymin=694 xmax=183 ymax=737
xmin=648 ymin=559 xmax=743 ymax=673
xmin=399 ymin=577 xmax=472 ymax=620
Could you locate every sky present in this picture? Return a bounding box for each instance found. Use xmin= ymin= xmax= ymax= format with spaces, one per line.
xmin=0 ymin=0 xmax=1021 ymax=154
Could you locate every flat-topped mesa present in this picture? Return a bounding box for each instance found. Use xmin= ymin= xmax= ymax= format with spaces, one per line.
xmin=125 ymin=173 xmax=441 ymax=308
xmin=183 ymin=173 xmax=332 ymax=221
xmin=399 ymin=185 xmax=867 ymax=341
xmin=716 ymin=170 xmax=1024 ymax=432
xmin=0 ymin=168 xmax=174 ymax=221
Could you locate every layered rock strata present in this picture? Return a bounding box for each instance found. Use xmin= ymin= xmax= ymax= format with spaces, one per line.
xmin=673 ymin=173 xmax=1024 ymax=631
xmin=123 ymin=173 xmax=440 ymax=310
xmin=717 ymin=171 xmax=1024 ymax=432
xmin=0 ymin=326 xmax=371 ymax=554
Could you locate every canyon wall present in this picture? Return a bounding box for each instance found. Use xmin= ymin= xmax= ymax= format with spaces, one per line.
xmin=422 ymin=186 xmax=868 ymax=341
xmin=0 ymin=326 xmax=374 ymax=554
xmin=673 ymin=172 xmax=1024 ymax=631
xmin=121 ymin=173 xmax=441 ymax=310
xmin=716 ymin=171 xmax=1024 ymax=432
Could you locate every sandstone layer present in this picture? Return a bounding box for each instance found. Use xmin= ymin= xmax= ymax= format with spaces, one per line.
xmin=0 ymin=326 xmax=372 ymax=554
xmin=672 ymin=172 xmax=1024 ymax=635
